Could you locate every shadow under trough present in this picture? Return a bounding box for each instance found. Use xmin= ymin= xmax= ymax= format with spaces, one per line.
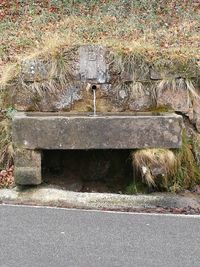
xmin=42 ymin=150 xmax=133 ymax=193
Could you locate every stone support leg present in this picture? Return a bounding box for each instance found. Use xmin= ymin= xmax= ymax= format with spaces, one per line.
xmin=14 ymin=149 xmax=42 ymax=185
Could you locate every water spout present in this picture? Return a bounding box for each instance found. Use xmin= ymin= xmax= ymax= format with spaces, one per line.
xmin=92 ymin=85 xmax=97 ymax=116
xmin=93 ymin=89 xmax=96 ymax=116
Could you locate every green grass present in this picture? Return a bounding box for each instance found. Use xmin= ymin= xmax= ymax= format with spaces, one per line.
xmin=125 ymin=182 xmax=148 ymax=195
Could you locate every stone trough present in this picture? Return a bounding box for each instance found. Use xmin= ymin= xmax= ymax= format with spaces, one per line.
xmin=12 ymin=111 xmax=183 ymax=185
xmin=13 ymin=112 xmax=182 ymax=150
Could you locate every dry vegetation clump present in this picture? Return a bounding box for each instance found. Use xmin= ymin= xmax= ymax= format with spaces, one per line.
xmin=0 ymin=115 xmax=14 ymax=169
xmin=157 ymin=78 xmax=200 ymax=105
xmin=0 ymin=38 xmax=80 ymax=111
xmin=0 ymin=110 xmax=14 ymax=188
xmin=0 ymin=165 xmax=14 ymax=189
xmin=132 ymin=132 xmax=200 ymax=192
xmin=132 ymin=148 xmax=177 ymax=189
xmin=171 ymin=132 xmax=200 ymax=191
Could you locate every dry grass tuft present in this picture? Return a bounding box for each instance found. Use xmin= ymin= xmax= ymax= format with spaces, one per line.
xmin=0 ymin=63 xmax=19 ymax=88
xmin=0 ymin=117 xmax=14 ymax=169
xmin=0 ymin=43 xmax=80 ymax=110
xmin=156 ymin=78 xmax=200 ymax=111
xmin=132 ymin=132 xmax=200 ymax=192
xmin=172 ymin=132 xmax=200 ymax=191
xmin=0 ymin=166 xmax=14 ymax=189
xmin=132 ymin=149 xmax=177 ymax=188
xmin=157 ymin=77 xmax=200 ymax=94
xmin=157 ymin=78 xmax=185 ymax=93
xmin=20 ymin=33 xmax=76 ymax=61
xmin=186 ymin=79 xmax=200 ymax=103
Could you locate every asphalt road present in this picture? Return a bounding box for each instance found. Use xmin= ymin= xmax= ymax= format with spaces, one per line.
xmin=0 ymin=205 xmax=200 ymax=267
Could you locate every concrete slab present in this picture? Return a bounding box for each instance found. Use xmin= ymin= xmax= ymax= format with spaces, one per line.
xmin=12 ymin=112 xmax=183 ymax=149
xmin=0 ymin=186 xmax=200 ymax=212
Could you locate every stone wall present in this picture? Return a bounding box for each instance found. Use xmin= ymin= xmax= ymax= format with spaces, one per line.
xmin=4 ymin=46 xmax=199 ymax=133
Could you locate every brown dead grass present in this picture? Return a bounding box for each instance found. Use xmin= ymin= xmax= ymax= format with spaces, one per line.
xmin=132 ymin=132 xmax=200 ymax=191
xmin=0 ymin=117 xmax=14 ymax=169
xmin=132 ymin=149 xmax=177 ymax=188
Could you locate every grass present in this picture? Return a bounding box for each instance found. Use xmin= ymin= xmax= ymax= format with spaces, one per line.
xmin=193 ymin=134 xmax=200 ymax=166
xmin=0 ymin=107 xmax=16 ymax=169
xmin=0 ymin=1 xmax=199 ymax=79
xmin=0 ymin=117 xmax=13 ymax=169
xmin=0 ymin=107 xmax=15 ymax=188
xmin=0 ymin=1 xmax=198 ymax=95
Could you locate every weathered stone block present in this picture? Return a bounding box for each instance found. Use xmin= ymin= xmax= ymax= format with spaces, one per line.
xmin=12 ymin=112 xmax=183 ymax=149
xmin=133 ymin=60 xmax=150 ymax=81
xmin=15 ymin=167 xmax=41 ymax=185
xmin=128 ymin=82 xmax=155 ymax=111
xmin=79 ymin=45 xmax=108 ymax=83
xmin=150 ymin=61 xmax=199 ymax=80
xmin=120 ymin=56 xmax=150 ymax=82
xmin=14 ymin=149 xmax=42 ymax=185
xmin=156 ymin=78 xmax=190 ymax=113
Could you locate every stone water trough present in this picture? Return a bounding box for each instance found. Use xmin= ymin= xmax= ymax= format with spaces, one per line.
xmin=12 ymin=45 xmax=183 ymax=185
xmin=12 ymin=112 xmax=182 ymax=185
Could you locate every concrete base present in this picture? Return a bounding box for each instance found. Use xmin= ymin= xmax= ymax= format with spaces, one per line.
xmin=0 ymin=185 xmax=200 ymax=212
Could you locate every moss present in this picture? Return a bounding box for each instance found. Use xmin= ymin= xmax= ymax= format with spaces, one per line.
xmin=147 ymin=105 xmax=173 ymax=114
xmin=125 ymin=182 xmax=148 ymax=195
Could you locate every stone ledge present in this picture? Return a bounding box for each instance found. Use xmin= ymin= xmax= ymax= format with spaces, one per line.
xmin=12 ymin=112 xmax=183 ymax=149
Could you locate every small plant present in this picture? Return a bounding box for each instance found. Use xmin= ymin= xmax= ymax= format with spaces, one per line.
xmin=125 ymin=181 xmax=148 ymax=195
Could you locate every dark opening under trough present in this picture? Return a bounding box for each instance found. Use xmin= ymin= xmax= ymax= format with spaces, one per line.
xmin=42 ymin=150 xmax=133 ymax=193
